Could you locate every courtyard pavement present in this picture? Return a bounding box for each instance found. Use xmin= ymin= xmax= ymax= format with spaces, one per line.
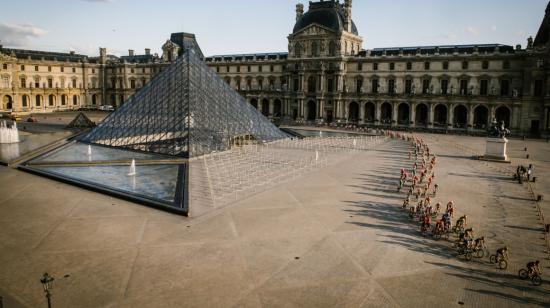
xmin=0 ymin=134 xmax=549 ymax=307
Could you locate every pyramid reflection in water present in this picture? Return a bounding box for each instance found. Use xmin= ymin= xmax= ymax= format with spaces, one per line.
xmin=21 ymin=50 xmax=288 ymax=215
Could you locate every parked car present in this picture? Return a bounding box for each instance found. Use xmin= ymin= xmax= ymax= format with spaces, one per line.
xmin=99 ymin=105 xmax=115 ymax=111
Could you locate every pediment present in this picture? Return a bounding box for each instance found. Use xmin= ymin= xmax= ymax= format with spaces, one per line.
xmin=292 ymin=24 xmax=336 ymax=37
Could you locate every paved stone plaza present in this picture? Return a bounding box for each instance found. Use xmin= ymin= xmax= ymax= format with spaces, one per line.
xmin=0 ymin=133 xmax=549 ymax=307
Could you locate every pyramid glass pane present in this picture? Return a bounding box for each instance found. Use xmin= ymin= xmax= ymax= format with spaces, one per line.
xmin=80 ymin=50 xmax=288 ymax=158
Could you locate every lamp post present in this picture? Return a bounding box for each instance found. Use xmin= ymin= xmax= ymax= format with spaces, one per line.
xmin=40 ymin=272 xmax=54 ymax=308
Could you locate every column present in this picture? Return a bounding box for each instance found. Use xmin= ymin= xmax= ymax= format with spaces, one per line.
xmin=299 ymin=99 xmax=304 ymax=118
xmin=375 ymin=102 xmax=381 ymax=123
xmin=512 ymin=105 xmax=521 ymax=130
xmin=392 ymin=102 xmax=398 ymax=126
xmin=467 ymin=105 xmax=474 ymax=131
xmin=359 ymin=102 xmax=365 ymax=122
xmin=545 ymin=107 xmax=549 ymax=130
xmin=269 ymin=99 xmax=274 ymax=116
xmin=428 ymin=103 xmax=435 ymax=128
xmin=489 ymin=106 xmax=496 ymax=122
xmin=410 ymin=103 xmax=416 ymax=127
xmin=318 ymin=99 xmax=324 ymax=119
xmin=447 ymin=104 xmax=454 ymax=128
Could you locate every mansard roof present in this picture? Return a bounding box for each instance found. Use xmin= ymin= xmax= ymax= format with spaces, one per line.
xmin=293 ymin=0 xmax=358 ymax=35
xmin=534 ymin=1 xmax=550 ymax=47
xmin=0 ymin=47 xmax=87 ymax=62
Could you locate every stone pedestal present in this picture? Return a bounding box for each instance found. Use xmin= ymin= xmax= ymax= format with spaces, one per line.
xmin=483 ymin=138 xmax=510 ymax=162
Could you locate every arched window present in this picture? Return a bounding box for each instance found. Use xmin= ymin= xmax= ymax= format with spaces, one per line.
xmin=48 ymin=94 xmax=55 ymax=106
xmin=22 ymin=95 xmax=28 ymax=107
xmin=35 ymin=95 xmax=41 ymax=107
xmin=72 ymin=95 xmax=78 ymax=106
xmin=61 ymin=95 xmax=66 ymax=106
xmin=92 ymin=94 xmax=97 ymax=105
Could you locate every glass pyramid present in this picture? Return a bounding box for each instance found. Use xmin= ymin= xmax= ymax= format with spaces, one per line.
xmin=21 ymin=49 xmax=288 ymax=215
xmin=80 ymin=50 xmax=287 ymax=158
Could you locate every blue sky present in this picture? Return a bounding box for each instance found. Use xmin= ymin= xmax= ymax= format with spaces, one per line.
xmin=0 ymin=0 xmax=547 ymax=57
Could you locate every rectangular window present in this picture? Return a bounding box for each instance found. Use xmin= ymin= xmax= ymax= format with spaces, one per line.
xmin=226 ymin=66 xmax=230 ymax=73
xmin=328 ymin=78 xmax=334 ymax=92
xmin=443 ymin=61 xmax=449 ymax=70
xmin=259 ymin=65 xmax=262 ymax=72
xmin=48 ymin=79 xmax=53 ymax=88
xmin=1 ymin=76 xmax=9 ymax=88
xmin=131 ymin=79 xmax=136 ymax=89
xmin=237 ymin=66 xmax=241 ymax=73
xmin=462 ymin=61 xmax=469 ymax=70
xmin=216 ymin=67 xmax=219 ymax=73
xmin=356 ymin=79 xmax=363 ymax=93
xmin=534 ymin=80 xmax=543 ymax=97
xmin=270 ymin=65 xmax=274 ymax=72
xmin=373 ymin=63 xmax=378 ymax=71
xmin=390 ymin=63 xmax=395 ymax=71
xmin=503 ymin=61 xmax=511 ymax=69
xmin=388 ymin=79 xmax=395 ymax=94
xmin=35 ymin=66 xmax=39 ymax=72
xmin=422 ymin=79 xmax=430 ymax=94
xmin=406 ymin=62 xmax=412 ymax=70
xmin=500 ymin=80 xmax=510 ymax=96
xmin=72 ymin=79 xmax=77 ymax=88
xmin=131 ymin=68 xmax=134 ymax=73
xmin=357 ymin=63 xmax=363 ymax=71
xmin=21 ymin=65 xmax=25 ymax=71
xmin=61 ymin=67 xmax=64 ymax=73
xmin=48 ymin=66 xmax=52 ymax=72
xmin=460 ymin=80 xmax=468 ymax=95
xmin=20 ymin=78 xmax=26 ymax=88
xmin=372 ymin=79 xmax=379 ymax=93
xmin=72 ymin=67 xmax=76 ymax=73
xmin=482 ymin=61 xmax=489 ymax=70
xmin=441 ymin=79 xmax=449 ymax=95
xmin=293 ymin=78 xmax=299 ymax=92
xmin=424 ymin=62 xmax=430 ymax=70
xmin=480 ymin=80 xmax=488 ymax=95
xmin=405 ymin=79 xmax=412 ymax=94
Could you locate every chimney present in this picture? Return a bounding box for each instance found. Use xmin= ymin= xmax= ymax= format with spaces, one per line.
xmin=344 ymin=0 xmax=353 ymax=33
xmin=145 ymin=48 xmax=151 ymax=55
xmin=128 ymin=49 xmax=134 ymax=56
xmin=296 ymin=4 xmax=304 ymax=21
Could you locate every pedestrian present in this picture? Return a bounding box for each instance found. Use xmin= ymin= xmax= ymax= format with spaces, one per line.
xmin=527 ymin=167 xmax=532 ymax=182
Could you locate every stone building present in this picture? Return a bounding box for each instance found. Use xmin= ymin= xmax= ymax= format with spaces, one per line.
xmin=206 ymin=0 xmax=550 ymax=136
xmin=1 ymin=1 xmax=549 ymax=136
xmin=0 ymin=33 xmax=201 ymax=115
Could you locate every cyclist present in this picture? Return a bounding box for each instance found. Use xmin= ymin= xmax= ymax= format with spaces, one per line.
xmin=496 ymin=246 xmax=509 ymax=261
xmin=527 ymin=260 xmax=542 ymax=276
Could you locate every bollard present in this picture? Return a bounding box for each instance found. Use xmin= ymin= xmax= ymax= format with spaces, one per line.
xmin=525 ymin=147 xmax=528 ymax=151
xmin=538 ymin=195 xmax=544 ymax=202
xmin=527 ymin=154 xmax=530 ymax=159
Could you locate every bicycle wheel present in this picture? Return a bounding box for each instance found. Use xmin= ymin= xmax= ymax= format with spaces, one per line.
xmin=475 ymin=249 xmax=484 ymax=258
xmin=489 ymin=255 xmax=496 ymax=264
xmin=465 ymin=252 xmax=473 ymax=261
xmin=518 ymin=269 xmax=528 ymax=280
xmin=499 ymin=260 xmax=508 ymax=270
xmin=531 ymin=274 xmax=542 ymax=286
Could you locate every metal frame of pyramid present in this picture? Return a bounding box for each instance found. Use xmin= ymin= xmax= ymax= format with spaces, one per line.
xmin=20 ymin=50 xmax=288 ymax=215
xmin=66 ymin=112 xmax=96 ymax=129
xmin=80 ymin=50 xmax=287 ymax=158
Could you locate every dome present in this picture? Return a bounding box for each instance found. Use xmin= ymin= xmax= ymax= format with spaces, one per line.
xmin=293 ymin=1 xmax=358 ymax=35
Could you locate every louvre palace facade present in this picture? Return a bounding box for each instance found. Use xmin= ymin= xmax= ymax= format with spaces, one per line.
xmin=1 ymin=0 xmax=550 ymax=136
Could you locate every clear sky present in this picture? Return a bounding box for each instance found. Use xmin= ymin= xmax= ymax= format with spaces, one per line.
xmin=0 ymin=0 xmax=547 ymax=57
